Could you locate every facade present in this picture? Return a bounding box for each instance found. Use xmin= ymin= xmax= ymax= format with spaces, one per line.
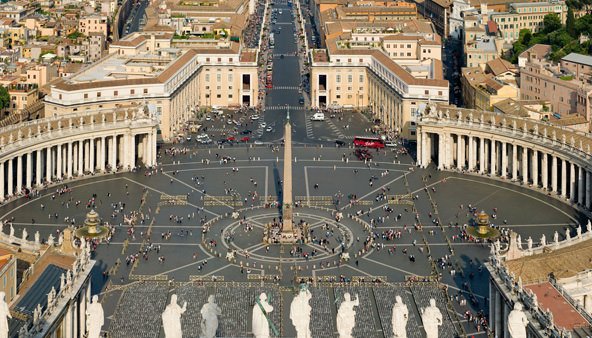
xmin=0 ymin=254 xmax=16 ymax=303
xmin=45 ymin=39 xmax=259 ymax=141
xmin=8 ymin=83 xmax=39 ymax=115
xmin=78 ymin=15 xmax=109 ymax=37
xmin=561 ymin=53 xmax=592 ymax=82
xmin=464 ymin=37 xmax=503 ymax=67
xmin=490 ymin=0 xmax=567 ymax=42
xmin=519 ymin=46 xmax=592 ymax=120
xmin=311 ymin=45 xmax=449 ymax=139
xmin=461 ymin=67 xmax=518 ymax=110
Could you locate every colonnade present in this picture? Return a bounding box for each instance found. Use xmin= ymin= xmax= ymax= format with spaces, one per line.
xmin=0 ymin=133 xmax=155 ymax=202
xmin=417 ymin=131 xmax=592 ymax=209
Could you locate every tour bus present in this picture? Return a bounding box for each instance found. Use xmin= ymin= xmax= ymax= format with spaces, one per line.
xmin=353 ymin=136 xmax=385 ymax=149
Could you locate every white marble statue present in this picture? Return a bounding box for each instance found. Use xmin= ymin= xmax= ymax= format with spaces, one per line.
xmin=553 ymin=231 xmax=559 ymax=244
xmin=21 ymin=228 xmax=27 ymax=241
xmin=336 ymin=293 xmax=359 ymax=338
xmin=540 ymin=234 xmax=546 ymax=246
xmin=507 ymin=302 xmax=528 ymax=338
xmin=587 ymin=220 xmax=591 ymax=233
xmin=8 ymin=225 xmax=13 ymax=239
xmin=421 ymin=299 xmax=442 ymax=338
xmin=252 ymin=292 xmax=274 ymax=338
xmin=34 ymin=231 xmax=40 ymax=244
xmin=517 ymin=235 xmax=522 ymax=249
xmin=391 ymin=295 xmax=408 ymax=338
xmin=58 ymin=232 xmax=64 ymax=246
xmin=0 ymin=292 xmax=11 ymax=338
xmin=162 ymin=294 xmax=187 ymax=338
xmin=290 ymin=288 xmax=312 ymax=338
xmin=200 ymin=295 xmax=221 ymax=338
xmin=566 ymin=229 xmax=571 ymax=241
xmin=60 ymin=273 xmax=66 ymax=291
xmin=87 ymin=295 xmax=104 ymax=338
xmin=526 ymin=236 xmax=533 ymax=250
xmin=577 ymin=225 xmax=582 ymax=238
xmin=48 ymin=234 xmax=55 ymax=246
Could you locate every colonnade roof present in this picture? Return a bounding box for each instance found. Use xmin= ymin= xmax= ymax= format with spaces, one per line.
xmin=420 ymin=103 xmax=592 ymax=160
xmin=0 ymin=105 xmax=152 ymax=149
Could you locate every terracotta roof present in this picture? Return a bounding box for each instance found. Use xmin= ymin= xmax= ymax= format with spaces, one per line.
xmin=519 ymin=44 xmax=551 ymax=60
xmin=486 ymin=20 xmax=498 ymax=34
xmin=506 ymin=238 xmax=592 ymax=284
xmin=526 ymin=282 xmax=589 ymax=330
xmin=486 ymin=58 xmax=516 ymax=76
xmin=111 ymin=35 xmax=146 ymax=47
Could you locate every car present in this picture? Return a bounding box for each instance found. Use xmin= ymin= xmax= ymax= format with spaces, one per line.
xmin=254 ymin=140 xmax=263 ymax=145
xmin=240 ymin=136 xmax=250 ymax=142
xmin=335 ymin=140 xmax=345 ymax=147
xmin=299 ymin=97 xmax=305 ymax=104
xmin=227 ymin=120 xmax=233 ymax=125
xmin=241 ymin=129 xmax=252 ymax=135
xmin=260 ymin=122 xmax=267 ymax=128
xmin=266 ymin=126 xmax=273 ymax=132
xmin=186 ymin=136 xmax=192 ymax=141
xmin=250 ymin=115 xmax=260 ymax=120
xmin=205 ymin=115 xmax=211 ymax=121
xmin=227 ymin=136 xmax=236 ymax=142
xmin=311 ymin=112 xmax=325 ymax=121
xmin=385 ymin=141 xmax=397 ymax=147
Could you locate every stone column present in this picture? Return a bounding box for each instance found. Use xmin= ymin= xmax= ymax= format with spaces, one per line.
xmin=26 ymin=152 xmax=32 ymax=189
xmin=457 ymin=135 xmax=464 ymax=170
xmin=490 ymin=139 xmax=496 ymax=176
xmin=522 ymin=147 xmax=528 ymax=184
xmin=36 ymin=149 xmax=41 ymax=187
xmin=468 ymin=136 xmax=474 ymax=171
xmin=532 ymin=150 xmax=538 ymax=187
xmin=111 ymin=135 xmax=117 ymax=170
xmin=542 ymin=153 xmax=548 ymax=190
xmin=438 ymin=133 xmax=445 ymax=170
xmin=570 ymin=162 xmax=577 ymax=202
xmin=67 ymin=142 xmax=73 ymax=178
xmin=16 ymin=155 xmax=22 ymax=193
xmin=512 ymin=144 xmax=518 ymax=180
xmin=89 ymin=138 xmax=95 ymax=173
xmin=501 ymin=142 xmax=507 ymax=178
xmin=561 ymin=159 xmax=567 ymax=198
xmin=78 ymin=140 xmax=84 ymax=176
xmin=7 ymin=159 xmax=13 ymax=196
xmin=84 ymin=140 xmax=90 ymax=172
xmin=100 ymin=137 xmax=106 ymax=172
xmin=417 ymin=130 xmax=423 ymax=167
xmin=586 ymin=171 xmax=591 ymax=209
xmin=579 ymin=166 xmax=585 ymax=205
xmin=56 ymin=144 xmax=62 ymax=179
xmin=422 ymin=132 xmax=429 ymax=167
xmin=46 ymin=147 xmax=52 ymax=183
xmin=128 ymin=134 xmax=136 ymax=169
xmin=479 ymin=137 xmax=485 ymax=173
xmin=552 ymin=156 xmax=558 ymax=193
xmin=0 ymin=162 xmax=4 ymax=201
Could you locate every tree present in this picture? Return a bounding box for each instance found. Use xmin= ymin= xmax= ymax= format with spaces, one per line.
xmin=543 ymin=14 xmax=562 ymax=33
xmin=567 ymin=7 xmax=576 ymax=36
xmin=0 ymin=86 xmax=9 ymax=110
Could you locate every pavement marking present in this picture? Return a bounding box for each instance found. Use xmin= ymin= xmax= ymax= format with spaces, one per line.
xmin=122 ymin=177 xmax=221 ymax=217
xmin=162 ymin=172 xmax=234 ymax=211
xmin=203 ymin=264 xmax=232 ymax=276
xmin=361 ymin=256 xmax=421 ymax=276
xmin=340 ymin=173 xmax=408 ymax=210
xmin=163 ymin=165 xmax=269 ymax=173
xmin=304 ymin=166 xmax=311 ymax=201
xmin=0 ymin=176 xmax=124 ymax=219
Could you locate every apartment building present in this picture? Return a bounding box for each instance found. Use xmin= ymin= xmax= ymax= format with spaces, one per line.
xmin=561 ymin=53 xmax=592 ymax=82
xmin=78 ymin=15 xmax=109 ymax=37
xmin=465 ymin=37 xmax=503 ymax=67
xmin=490 ymin=0 xmax=567 ymax=42
xmin=461 ymin=66 xmax=518 ymax=110
xmin=8 ymin=83 xmax=39 ymax=115
xmin=519 ymin=45 xmax=592 ymax=121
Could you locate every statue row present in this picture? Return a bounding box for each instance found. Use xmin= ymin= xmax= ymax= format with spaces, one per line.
xmin=160 ymin=289 xmax=444 ymax=338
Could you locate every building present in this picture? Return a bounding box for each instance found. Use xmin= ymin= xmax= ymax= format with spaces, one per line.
xmin=0 ymin=254 xmax=16 ymax=303
xmin=486 ymin=229 xmax=592 ymax=336
xmin=490 ymin=0 xmax=567 ymax=42
xmin=78 ymin=15 xmax=109 ymax=38
xmin=7 ymin=83 xmax=39 ymax=115
xmin=561 ymin=53 xmax=592 ymax=82
xmin=45 ymin=34 xmax=259 ymax=141
xmin=461 ymin=67 xmax=518 ymax=110
xmin=519 ymin=45 xmax=592 ymax=121
xmin=418 ymin=0 xmax=452 ymax=37
xmin=464 ymin=37 xmax=503 ymax=67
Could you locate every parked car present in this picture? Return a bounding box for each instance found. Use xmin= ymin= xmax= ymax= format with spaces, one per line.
xmin=311 ymin=112 xmax=325 ymax=121
xmin=240 ymin=136 xmax=250 ymax=142
xmin=241 ymin=129 xmax=253 ymax=135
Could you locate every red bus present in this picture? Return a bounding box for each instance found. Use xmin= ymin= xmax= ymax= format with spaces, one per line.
xmin=353 ymin=136 xmax=385 ymax=149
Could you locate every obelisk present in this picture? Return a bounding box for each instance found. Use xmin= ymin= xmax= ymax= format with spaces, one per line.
xmin=282 ymin=111 xmax=294 ymax=236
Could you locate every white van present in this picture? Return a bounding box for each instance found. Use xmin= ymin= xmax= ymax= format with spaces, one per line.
xmin=311 ymin=112 xmax=325 ymax=121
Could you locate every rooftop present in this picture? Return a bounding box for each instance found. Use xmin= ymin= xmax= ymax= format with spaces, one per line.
xmin=505 ymin=238 xmax=592 ymax=284
xmin=526 ymin=282 xmax=589 ymax=330
xmin=562 ymin=53 xmax=592 ymax=67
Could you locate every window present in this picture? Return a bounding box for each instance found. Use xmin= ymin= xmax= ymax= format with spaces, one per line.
xmin=114 ymin=90 xmax=118 ymax=96
xmin=84 ymin=94 xmax=88 ymax=99
xmin=131 ymin=89 xmax=135 ymax=95
xmin=348 ymin=75 xmax=352 ymax=83
xmin=217 ymin=74 xmax=221 ymax=82
xmin=336 ymin=75 xmax=341 ymax=83
xmin=336 ymin=94 xmax=341 ymax=99
xmin=143 ymin=89 xmax=148 ymax=94
xmin=438 ymin=91 xmax=443 ymax=96
xmin=206 ymin=57 xmax=210 ymax=62
xmin=217 ymin=58 xmax=222 ymax=62
xmin=228 ymin=74 xmax=233 ymax=82
xmin=217 ymin=94 xmax=221 ymax=98
xmin=205 ymin=74 xmax=210 ymax=82
xmin=407 ymin=44 xmax=411 ymax=48
xmin=97 ymin=92 xmax=101 ymax=98
xmin=359 ymin=74 xmax=364 ymax=82
xmin=229 ymin=58 xmax=233 ymax=62
xmin=424 ymin=90 xmax=429 ymax=95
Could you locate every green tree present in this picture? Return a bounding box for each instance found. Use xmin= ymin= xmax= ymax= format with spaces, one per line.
xmin=0 ymin=86 xmax=9 ymax=110
xmin=567 ymin=7 xmax=576 ymax=36
xmin=543 ymin=14 xmax=562 ymax=33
